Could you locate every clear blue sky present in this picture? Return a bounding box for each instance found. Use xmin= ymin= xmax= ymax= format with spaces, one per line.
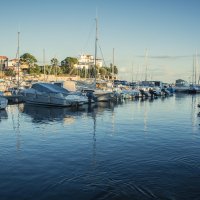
xmin=0 ymin=0 xmax=200 ymax=82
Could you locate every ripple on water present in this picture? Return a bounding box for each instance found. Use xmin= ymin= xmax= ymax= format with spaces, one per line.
xmin=1 ymin=95 xmax=200 ymax=200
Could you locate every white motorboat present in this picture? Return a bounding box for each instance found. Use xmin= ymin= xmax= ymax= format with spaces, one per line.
xmin=21 ymin=82 xmax=88 ymax=107
xmin=93 ymin=89 xmax=114 ymax=102
xmin=174 ymin=79 xmax=189 ymax=93
xmin=188 ymin=84 xmax=200 ymax=94
xmin=76 ymin=81 xmax=114 ymax=102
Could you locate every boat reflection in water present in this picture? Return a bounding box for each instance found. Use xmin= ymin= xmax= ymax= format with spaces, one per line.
xmin=22 ymin=104 xmax=86 ymax=124
xmin=22 ymin=101 xmax=115 ymax=124
xmin=0 ymin=109 xmax=8 ymax=122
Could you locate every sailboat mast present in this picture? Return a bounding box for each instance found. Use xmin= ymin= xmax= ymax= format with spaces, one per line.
xmin=197 ymin=53 xmax=200 ymax=85
xmin=112 ymin=48 xmax=115 ymax=80
xmin=94 ymin=18 xmax=98 ymax=86
xmin=195 ymin=51 xmax=197 ymax=84
xmin=17 ymin=31 xmax=20 ymax=91
xmin=192 ymin=53 xmax=195 ymax=84
xmin=43 ymin=49 xmax=45 ymax=81
xmin=131 ymin=63 xmax=133 ymax=82
xmin=144 ymin=48 xmax=148 ymax=81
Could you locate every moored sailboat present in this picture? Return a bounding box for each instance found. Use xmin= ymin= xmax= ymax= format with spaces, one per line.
xmin=4 ymin=32 xmax=24 ymax=103
xmin=188 ymin=52 xmax=200 ymax=93
xmin=92 ymin=18 xmax=114 ymax=102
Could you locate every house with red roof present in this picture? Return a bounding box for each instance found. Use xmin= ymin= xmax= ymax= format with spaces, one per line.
xmin=0 ymin=56 xmax=8 ymax=69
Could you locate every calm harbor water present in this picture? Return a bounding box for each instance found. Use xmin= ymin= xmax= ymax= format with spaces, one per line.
xmin=0 ymin=94 xmax=200 ymax=200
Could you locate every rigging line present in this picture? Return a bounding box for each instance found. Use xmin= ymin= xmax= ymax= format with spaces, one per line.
xmin=82 ymin=20 xmax=96 ymax=52
xmin=98 ymin=43 xmax=107 ymax=67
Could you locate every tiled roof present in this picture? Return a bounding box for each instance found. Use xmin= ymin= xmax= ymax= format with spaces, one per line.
xmin=0 ymin=56 xmax=8 ymax=59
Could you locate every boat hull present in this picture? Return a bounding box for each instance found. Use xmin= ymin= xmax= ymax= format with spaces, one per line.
xmin=94 ymin=91 xmax=113 ymax=102
xmin=0 ymin=97 xmax=8 ymax=109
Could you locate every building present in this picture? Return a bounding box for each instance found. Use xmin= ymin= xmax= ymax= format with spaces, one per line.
xmin=76 ymin=54 xmax=102 ymax=69
xmin=0 ymin=56 xmax=8 ymax=69
xmin=7 ymin=59 xmax=19 ymax=69
xmin=7 ymin=58 xmax=29 ymax=72
xmin=6 ymin=59 xmax=21 ymax=74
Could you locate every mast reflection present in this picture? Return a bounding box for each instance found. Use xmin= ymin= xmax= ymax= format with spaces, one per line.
xmin=22 ymin=102 xmax=116 ymax=124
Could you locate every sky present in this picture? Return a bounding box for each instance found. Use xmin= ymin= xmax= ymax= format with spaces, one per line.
xmin=0 ymin=0 xmax=200 ymax=83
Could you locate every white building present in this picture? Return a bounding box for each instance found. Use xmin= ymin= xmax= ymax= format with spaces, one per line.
xmin=7 ymin=59 xmax=19 ymax=68
xmin=76 ymin=54 xmax=102 ymax=69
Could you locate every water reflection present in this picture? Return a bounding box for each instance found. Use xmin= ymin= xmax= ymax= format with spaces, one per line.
xmin=175 ymin=93 xmax=200 ymax=129
xmin=175 ymin=92 xmax=189 ymax=100
xmin=2 ymin=96 xmax=200 ymax=200
xmin=0 ymin=109 xmax=8 ymax=122
xmin=22 ymin=102 xmax=116 ymax=124
xmin=22 ymin=104 xmax=84 ymax=124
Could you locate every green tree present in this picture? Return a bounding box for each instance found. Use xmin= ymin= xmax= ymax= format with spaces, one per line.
xmin=109 ymin=64 xmax=118 ymax=74
xmin=80 ymin=67 xmax=87 ymax=78
xmin=20 ymin=53 xmax=37 ymax=67
xmin=20 ymin=53 xmax=39 ymax=75
xmin=51 ymin=57 xmax=59 ymax=76
xmin=89 ymin=66 xmax=98 ymax=78
xmin=54 ymin=66 xmax=63 ymax=75
xmin=4 ymin=69 xmax=16 ymax=77
xmin=99 ymin=67 xmax=107 ymax=76
xmin=43 ymin=65 xmax=52 ymax=75
xmin=113 ymin=65 xmax=118 ymax=74
xmin=61 ymin=57 xmax=78 ymax=74
xmin=51 ymin=58 xmax=59 ymax=66
xmin=28 ymin=64 xmax=41 ymax=75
